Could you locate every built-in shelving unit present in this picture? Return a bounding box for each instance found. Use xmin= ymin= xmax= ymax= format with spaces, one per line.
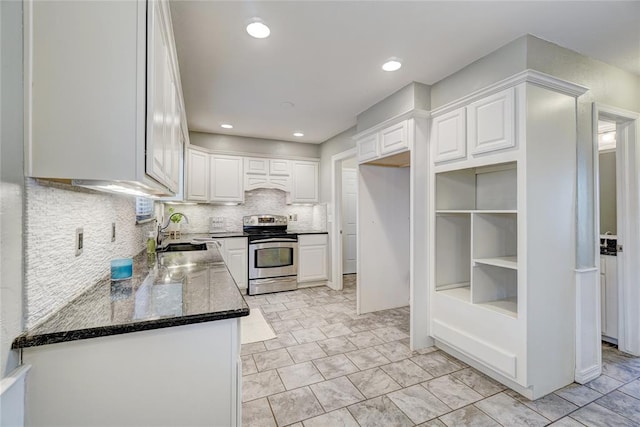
xmin=435 ymin=162 xmax=518 ymax=317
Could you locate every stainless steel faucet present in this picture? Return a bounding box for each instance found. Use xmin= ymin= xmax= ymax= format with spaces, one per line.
xmin=157 ymin=212 xmax=189 ymax=246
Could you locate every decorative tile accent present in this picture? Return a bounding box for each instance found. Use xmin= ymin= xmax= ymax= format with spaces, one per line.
xmin=347 ymin=396 xmax=413 ymax=427
xmin=348 ymin=368 xmax=402 ymax=398
xmin=310 ymin=377 xmax=365 ymax=412
xmin=243 ymin=370 xmax=285 ymax=402
xmin=268 ymin=387 xmax=324 ymax=426
xmin=277 ymin=361 xmax=325 ymax=390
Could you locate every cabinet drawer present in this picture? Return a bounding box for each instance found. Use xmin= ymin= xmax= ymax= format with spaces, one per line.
xmin=269 ymin=159 xmax=290 ymax=176
xmin=298 ymin=234 xmax=328 ymax=246
xmin=380 ymin=121 xmax=408 ymax=155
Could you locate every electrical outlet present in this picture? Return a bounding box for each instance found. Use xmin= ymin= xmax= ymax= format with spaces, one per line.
xmin=111 ymin=222 xmax=116 ymax=242
xmin=288 ymin=214 xmax=298 ymax=222
xmin=75 ymin=227 xmax=84 ymax=256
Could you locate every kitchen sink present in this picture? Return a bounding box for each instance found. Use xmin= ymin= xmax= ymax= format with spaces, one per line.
xmin=157 ymin=242 xmax=208 ymax=253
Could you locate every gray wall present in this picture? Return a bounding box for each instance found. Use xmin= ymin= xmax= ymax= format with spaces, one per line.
xmin=190 ymin=132 xmax=321 ymax=159
xmin=319 ymin=127 xmax=357 ymax=204
xmin=599 ymin=151 xmax=617 ymax=235
xmin=357 ymin=82 xmax=430 ymax=132
xmin=430 ymin=35 xmax=528 ymax=109
xmin=1 ymin=0 xmax=24 ymax=378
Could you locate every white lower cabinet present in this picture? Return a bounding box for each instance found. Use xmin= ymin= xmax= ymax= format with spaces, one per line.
xmin=218 ymin=238 xmax=248 ymax=290
xmin=601 ymin=255 xmax=618 ymax=341
xmin=22 ymin=320 xmax=241 ymax=426
xmin=298 ymin=234 xmax=328 ymax=283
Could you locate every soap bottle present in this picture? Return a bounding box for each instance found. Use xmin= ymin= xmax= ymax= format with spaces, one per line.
xmin=147 ymin=231 xmax=156 ymax=255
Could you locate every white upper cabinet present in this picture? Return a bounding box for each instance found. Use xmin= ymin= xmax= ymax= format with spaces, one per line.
xmin=467 ymin=88 xmax=515 ymax=155
xmin=432 ymin=108 xmax=466 ymax=163
xmin=186 ymin=148 xmax=208 ymax=201
xmin=244 ymin=157 xmax=291 ymax=192
xmin=357 ymin=134 xmax=380 ymax=163
xmin=290 ymin=161 xmax=319 ymax=203
xmin=209 ymin=155 xmax=244 ymax=203
xmin=356 ymin=119 xmax=413 ymax=164
xmin=25 ymin=0 xmax=186 ymax=196
xmin=380 ymin=121 xmax=409 ymax=155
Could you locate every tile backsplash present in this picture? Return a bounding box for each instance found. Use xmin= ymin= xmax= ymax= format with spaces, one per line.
xmin=24 ymin=179 xmax=157 ymax=328
xmin=162 ymin=188 xmax=327 ymax=233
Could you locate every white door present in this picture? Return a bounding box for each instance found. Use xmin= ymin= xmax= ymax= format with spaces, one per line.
xmin=342 ymin=168 xmax=357 ymax=274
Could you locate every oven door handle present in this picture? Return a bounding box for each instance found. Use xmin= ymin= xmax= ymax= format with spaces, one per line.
xmin=250 ymin=237 xmax=298 ymax=244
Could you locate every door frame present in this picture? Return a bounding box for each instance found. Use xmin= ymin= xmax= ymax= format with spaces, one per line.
xmin=593 ymin=103 xmax=640 ymax=356
xmin=330 ymin=147 xmax=358 ymax=290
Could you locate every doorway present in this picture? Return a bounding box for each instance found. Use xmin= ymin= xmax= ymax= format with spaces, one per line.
xmin=330 ymin=147 xmax=358 ymax=290
xmin=594 ymin=104 xmax=640 ymax=357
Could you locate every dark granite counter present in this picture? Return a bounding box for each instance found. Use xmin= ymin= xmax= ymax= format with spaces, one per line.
xmin=13 ymin=244 xmax=249 ymax=349
xmin=289 ymin=230 xmax=328 ymax=235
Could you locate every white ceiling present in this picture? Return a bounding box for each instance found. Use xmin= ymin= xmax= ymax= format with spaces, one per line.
xmin=170 ymin=1 xmax=640 ymax=144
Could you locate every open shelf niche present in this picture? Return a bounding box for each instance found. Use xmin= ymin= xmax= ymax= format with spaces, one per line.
xmin=435 ymin=162 xmax=518 ymax=316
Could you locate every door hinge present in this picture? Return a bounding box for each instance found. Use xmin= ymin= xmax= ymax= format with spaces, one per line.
xmin=617 ymin=244 xmax=623 ymax=253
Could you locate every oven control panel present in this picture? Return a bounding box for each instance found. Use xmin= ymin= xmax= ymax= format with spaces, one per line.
xmin=243 ymin=215 xmax=288 ymax=226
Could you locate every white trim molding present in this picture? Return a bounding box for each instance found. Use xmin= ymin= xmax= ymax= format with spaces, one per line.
xmin=575 ymin=268 xmax=601 ymax=384
xmin=353 ymin=109 xmax=430 ymax=140
xmin=432 ymin=69 xmax=589 ymax=117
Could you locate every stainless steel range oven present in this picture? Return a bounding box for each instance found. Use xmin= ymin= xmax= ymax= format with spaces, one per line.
xmin=244 ymin=215 xmax=298 ymax=295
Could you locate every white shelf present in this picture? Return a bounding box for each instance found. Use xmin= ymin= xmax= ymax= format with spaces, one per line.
xmin=479 ymin=296 xmax=518 ymax=318
xmin=437 ymin=285 xmax=470 ymax=302
xmin=474 ymin=256 xmax=518 ymax=270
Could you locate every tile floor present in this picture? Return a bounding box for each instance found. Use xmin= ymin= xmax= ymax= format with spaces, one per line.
xmin=241 ymin=275 xmax=640 ymax=426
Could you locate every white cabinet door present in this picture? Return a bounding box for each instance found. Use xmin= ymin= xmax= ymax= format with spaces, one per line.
xmin=380 ymin=121 xmax=408 ymax=155
xmin=432 ymin=108 xmax=466 ymax=163
xmin=298 ymin=234 xmax=328 ymax=283
xmin=269 ymin=159 xmax=291 ymax=176
xmin=291 ymin=161 xmax=318 ymax=203
xmin=467 ymin=88 xmax=515 ymax=155
xmin=186 ymin=149 xmax=208 ymax=201
xmin=146 ymin=0 xmax=169 ymax=187
xmin=223 ymin=238 xmax=248 ymax=289
xmin=244 ymin=158 xmax=268 ymax=175
xmin=210 ymin=155 xmax=244 ymax=203
xmin=357 ymin=133 xmax=379 ymax=163
xmin=602 ymin=255 xmax=618 ymax=340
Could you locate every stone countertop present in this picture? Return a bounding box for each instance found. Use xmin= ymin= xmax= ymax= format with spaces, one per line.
xmin=12 ymin=245 xmax=249 ymax=349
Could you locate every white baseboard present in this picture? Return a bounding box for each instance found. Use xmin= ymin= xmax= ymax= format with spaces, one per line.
xmin=575 ymin=364 xmax=601 ymax=384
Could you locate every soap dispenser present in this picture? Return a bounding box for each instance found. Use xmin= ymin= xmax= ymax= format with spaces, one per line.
xmin=147 ymin=231 xmax=156 ymax=255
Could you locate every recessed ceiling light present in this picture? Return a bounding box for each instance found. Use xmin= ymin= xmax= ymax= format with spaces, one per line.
xmin=246 ymin=18 xmax=270 ymax=39
xmin=293 ymin=132 xmax=304 ymax=137
xmin=382 ymin=57 xmax=402 ymax=72
xmin=221 ymin=124 xmax=233 ymax=129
